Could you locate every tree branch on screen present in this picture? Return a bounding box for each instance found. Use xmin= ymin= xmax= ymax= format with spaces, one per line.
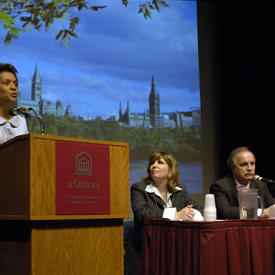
xmin=0 ymin=0 xmax=169 ymax=46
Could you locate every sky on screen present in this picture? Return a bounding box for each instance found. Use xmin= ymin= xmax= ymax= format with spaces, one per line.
xmin=0 ymin=0 xmax=200 ymax=119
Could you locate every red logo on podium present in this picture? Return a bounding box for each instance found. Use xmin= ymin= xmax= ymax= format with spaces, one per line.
xmin=55 ymin=141 xmax=110 ymax=214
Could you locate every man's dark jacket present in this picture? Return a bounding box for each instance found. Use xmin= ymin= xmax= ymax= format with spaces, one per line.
xmin=210 ymin=174 xmax=275 ymax=219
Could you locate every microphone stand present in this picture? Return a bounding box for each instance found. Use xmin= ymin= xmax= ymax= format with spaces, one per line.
xmin=29 ymin=108 xmax=45 ymax=135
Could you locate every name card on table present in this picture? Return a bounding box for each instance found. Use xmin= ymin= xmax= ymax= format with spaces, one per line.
xmin=55 ymin=141 xmax=110 ymax=214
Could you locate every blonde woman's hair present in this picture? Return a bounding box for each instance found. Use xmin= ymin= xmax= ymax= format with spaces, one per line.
xmin=142 ymin=152 xmax=180 ymax=193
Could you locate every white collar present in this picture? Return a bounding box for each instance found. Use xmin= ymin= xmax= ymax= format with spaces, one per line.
xmin=0 ymin=115 xmax=21 ymax=128
xmin=235 ymin=180 xmax=250 ymax=191
xmin=145 ymin=183 xmax=181 ymax=200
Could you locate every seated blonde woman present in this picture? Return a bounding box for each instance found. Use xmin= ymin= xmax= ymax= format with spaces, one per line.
xmin=125 ymin=152 xmax=203 ymax=275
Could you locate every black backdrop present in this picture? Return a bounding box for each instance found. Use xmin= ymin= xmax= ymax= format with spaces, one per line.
xmin=198 ymin=1 xmax=275 ymax=196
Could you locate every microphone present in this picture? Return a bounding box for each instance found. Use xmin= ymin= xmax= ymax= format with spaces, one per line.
xmin=9 ymin=107 xmax=33 ymax=117
xmin=254 ymin=175 xmax=275 ymax=184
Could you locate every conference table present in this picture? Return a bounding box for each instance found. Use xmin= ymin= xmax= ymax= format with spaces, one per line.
xmin=143 ymin=218 xmax=275 ymax=275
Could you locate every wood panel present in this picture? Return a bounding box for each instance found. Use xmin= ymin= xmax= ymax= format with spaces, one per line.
xmin=0 ymin=220 xmax=124 ymax=275
xmin=109 ymin=143 xmax=130 ymax=216
xmin=31 ymin=220 xmax=123 ymax=275
xmin=0 ymin=136 xmax=30 ymax=217
xmin=30 ymin=137 xmax=55 ymax=217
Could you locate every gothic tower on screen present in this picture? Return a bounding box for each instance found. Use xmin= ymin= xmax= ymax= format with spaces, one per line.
xmin=16 ymin=64 xmax=72 ymax=117
xmin=119 ymin=101 xmax=129 ymax=123
xmin=32 ymin=64 xmax=42 ymax=102
xmin=149 ymin=76 xmax=161 ymax=127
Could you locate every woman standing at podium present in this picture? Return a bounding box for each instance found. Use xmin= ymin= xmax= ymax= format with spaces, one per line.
xmin=125 ymin=151 xmax=203 ymax=274
xmin=0 ymin=63 xmax=28 ymax=145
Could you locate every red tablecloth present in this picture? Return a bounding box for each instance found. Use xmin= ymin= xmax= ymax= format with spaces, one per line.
xmin=143 ymin=219 xmax=275 ymax=275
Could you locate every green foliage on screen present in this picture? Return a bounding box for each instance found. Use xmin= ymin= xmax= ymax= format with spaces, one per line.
xmin=27 ymin=114 xmax=201 ymax=162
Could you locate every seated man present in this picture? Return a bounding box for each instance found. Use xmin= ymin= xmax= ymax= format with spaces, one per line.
xmin=210 ymin=146 xmax=275 ymax=219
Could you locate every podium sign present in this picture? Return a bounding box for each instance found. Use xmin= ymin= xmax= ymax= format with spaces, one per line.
xmin=0 ymin=134 xmax=129 ymax=275
xmin=55 ymin=141 xmax=110 ymax=214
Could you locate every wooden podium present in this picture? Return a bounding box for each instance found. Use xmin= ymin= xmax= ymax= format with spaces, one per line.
xmin=0 ymin=133 xmax=130 ymax=275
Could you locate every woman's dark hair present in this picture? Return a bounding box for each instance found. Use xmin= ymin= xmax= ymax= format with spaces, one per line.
xmin=142 ymin=151 xmax=180 ymax=193
xmin=0 ymin=63 xmax=18 ymax=80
